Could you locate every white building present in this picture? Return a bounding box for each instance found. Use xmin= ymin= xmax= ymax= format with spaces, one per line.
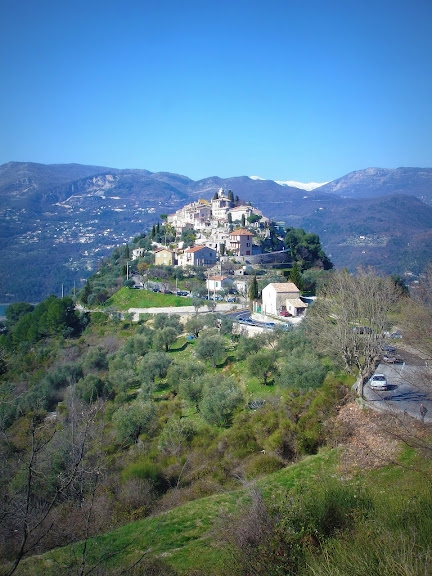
xmin=261 ymin=282 xmax=307 ymax=317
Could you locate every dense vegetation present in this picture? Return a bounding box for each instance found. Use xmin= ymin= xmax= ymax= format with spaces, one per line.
xmin=0 ymin=250 xmax=431 ymax=575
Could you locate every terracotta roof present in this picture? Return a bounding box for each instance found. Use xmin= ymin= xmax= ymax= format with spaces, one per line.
xmin=186 ymin=245 xmax=215 ymax=253
xmin=207 ymin=276 xmax=230 ymax=281
xmin=265 ymin=282 xmax=300 ymax=292
xmin=229 ymin=228 xmax=252 ymax=236
xmin=154 ymin=247 xmax=172 ymax=253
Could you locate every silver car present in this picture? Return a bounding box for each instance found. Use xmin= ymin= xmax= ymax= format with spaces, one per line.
xmin=369 ymin=373 xmax=388 ymax=391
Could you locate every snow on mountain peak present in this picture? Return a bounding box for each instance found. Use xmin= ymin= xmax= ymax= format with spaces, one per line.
xmin=275 ymin=180 xmax=328 ymax=191
xmin=248 ymin=175 xmax=327 ymax=191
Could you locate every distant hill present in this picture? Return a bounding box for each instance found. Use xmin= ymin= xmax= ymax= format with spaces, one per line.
xmin=317 ymin=167 xmax=432 ymax=204
xmin=0 ymin=162 xmax=431 ymax=302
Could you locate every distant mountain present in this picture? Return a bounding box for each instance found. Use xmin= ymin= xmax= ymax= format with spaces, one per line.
xmin=318 ymin=167 xmax=432 ymax=204
xmin=0 ymin=162 xmax=431 ymax=302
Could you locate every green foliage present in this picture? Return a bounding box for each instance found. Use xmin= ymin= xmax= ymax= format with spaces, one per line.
xmin=83 ymin=345 xmax=109 ymax=371
xmin=121 ymin=457 xmax=161 ymax=483
xmin=153 ymin=313 xmax=182 ymax=334
xmin=194 ymin=333 xmax=226 ymax=367
xmin=138 ymin=351 xmax=172 ymax=383
xmin=167 ymin=360 xmax=206 ymax=397
xmin=246 ymin=350 xmax=277 ymax=385
xmin=5 ymin=302 xmax=35 ymax=328
xmin=284 ymin=227 xmax=333 ymax=270
xmin=249 ymin=275 xmax=259 ymax=301
xmin=276 ymin=353 xmax=327 ymax=391
xmin=75 ymin=374 xmax=112 ymax=403
xmin=157 ymin=417 xmax=197 ymax=456
xmin=236 ymin=334 xmax=262 ymax=360
xmin=112 ymin=400 xmax=156 ymax=443
xmin=152 ymin=327 xmax=179 ymax=351
xmin=199 ymin=375 xmax=243 ymax=427
xmin=11 ymin=296 xmax=83 ymax=345
xmin=289 ymin=261 xmax=304 ymax=290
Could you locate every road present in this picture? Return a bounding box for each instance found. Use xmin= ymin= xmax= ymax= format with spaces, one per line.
xmin=363 ymin=352 xmax=432 ymax=423
xmin=128 ymin=302 xmax=243 ymax=320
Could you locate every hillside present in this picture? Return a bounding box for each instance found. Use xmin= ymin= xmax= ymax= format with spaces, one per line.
xmin=1 ymin=254 xmax=432 ymax=575
xmin=1 ymin=162 xmax=431 ymax=302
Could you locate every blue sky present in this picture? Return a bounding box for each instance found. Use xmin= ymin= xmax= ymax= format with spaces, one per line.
xmin=1 ymin=0 xmax=431 ymax=182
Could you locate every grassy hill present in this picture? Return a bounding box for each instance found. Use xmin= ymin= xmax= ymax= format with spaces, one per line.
xmin=12 ymin=415 xmax=432 ymax=575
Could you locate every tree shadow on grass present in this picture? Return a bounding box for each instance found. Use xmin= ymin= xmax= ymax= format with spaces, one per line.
xmin=219 ymin=355 xmax=237 ymax=368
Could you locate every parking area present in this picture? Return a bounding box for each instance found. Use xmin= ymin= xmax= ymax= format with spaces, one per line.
xmin=364 ymin=356 xmax=432 ymax=423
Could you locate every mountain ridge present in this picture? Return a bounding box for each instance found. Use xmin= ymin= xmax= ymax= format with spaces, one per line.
xmin=0 ymin=162 xmax=431 ymax=302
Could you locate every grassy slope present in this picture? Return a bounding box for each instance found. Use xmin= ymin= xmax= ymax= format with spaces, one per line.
xmin=15 ymin=439 xmax=432 ymax=576
xmin=14 ymin=449 xmax=337 ymax=575
xmin=107 ymin=287 xmax=193 ymax=310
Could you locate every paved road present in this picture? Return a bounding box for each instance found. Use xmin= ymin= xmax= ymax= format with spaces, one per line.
xmin=128 ymin=302 xmax=243 ymax=321
xmin=363 ymin=357 xmax=432 ymax=423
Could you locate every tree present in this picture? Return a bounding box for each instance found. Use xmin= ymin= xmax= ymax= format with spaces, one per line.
xmin=180 ymin=378 xmax=204 ymax=413
xmin=249 ymin=276 xmax=259 ymax=302
xmin=246 ymin=350 xmax=278 ymax=385
xmin=191 ymin=297 xmax=205 ymax=315
xmin=276 ymin=353 xmax=327 ymax=391
xmin=194 ymin=333 xmax=226 ymax=367
xmin=153 ymin=327 xmax=178 ymax=352
xmin=1 ymin=402 xmax=104 ymax=576
xmin=5 ymin=302 xmax=34 ymax=328
xmin=199 ymin=375 xmax=243 ymax=427
xmin=241 ymin=214 xmax=246 ymax=227
xmin=400 ymin=265 xmax=432 ymax=366
xmin=138 ymin=351 xmax=171 ymax=383
xmin=112 ymin=401 xmax=156 ymax=443
xmin=167 ymin=360 xmax=205 ymax=398
xmin=305 ymin=268 xmax=400 ymax=397
xmin=289 ymin=262 xmax=304 ymax=291
xmin=185 ymin=315 xmax=206 ymax=338
xmin=284 ymin=228 xmax=333 ymax=270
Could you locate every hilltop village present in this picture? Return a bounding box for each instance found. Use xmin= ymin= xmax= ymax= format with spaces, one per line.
xmin=126 ymin=189 xmax=312 ymax=320
xmin=132 ymin=188 xmax=285 ymax=267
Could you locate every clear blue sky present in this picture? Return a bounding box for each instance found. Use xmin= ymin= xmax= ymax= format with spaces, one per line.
xmin=1 ymin=0 xmax=431 ymax=182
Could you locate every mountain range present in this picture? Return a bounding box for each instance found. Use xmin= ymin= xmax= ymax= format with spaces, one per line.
xmin=1 ymin=162 xmax=431 ymax=303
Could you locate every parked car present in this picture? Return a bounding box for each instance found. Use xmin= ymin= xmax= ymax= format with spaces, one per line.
xmin=369 ymin=373 xmax=388 ymax=390
xmin=265 ymin=322 xmax=275 ymax=329
xmin=382 ymin=354 xmax=404 ymax=364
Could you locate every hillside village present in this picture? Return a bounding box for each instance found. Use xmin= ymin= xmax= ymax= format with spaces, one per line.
xmin=132 ymin=188 xmax=274 ymax=263
xmin=129 ymin=189 xmax=311 ymax=320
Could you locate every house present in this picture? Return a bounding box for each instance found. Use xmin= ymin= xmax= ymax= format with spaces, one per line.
xmin=154 ymin=247 xmax=175 ymax=266
xmin=206 ymin=275 xmax=233 ymax=293
xmin=131 ymin=248 xmax=145 ymax=261
xmin=261 ymin=282 xmax=308 ymax=317
xmin=228 ymin=205 xmax=253 ymax=222
xmin=211 ymin=189 xmax=233 ymax=220
xmin=229 ymin=228 xmax=253 ymax=257
xmin=177 ymin=245 xmax=217 ymax=267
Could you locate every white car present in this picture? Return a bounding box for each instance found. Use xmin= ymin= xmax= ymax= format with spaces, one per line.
xmin=369 ymin=373 xmax=388 ymax=391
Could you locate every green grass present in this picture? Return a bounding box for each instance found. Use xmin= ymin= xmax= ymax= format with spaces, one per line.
xmin=10 ymin=438 xmax=432 ymax=576
xmin=106 ymin=287 xmax=192 ymax=310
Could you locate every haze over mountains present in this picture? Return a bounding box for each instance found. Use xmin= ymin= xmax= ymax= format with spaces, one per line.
xmin=1 ymin=162 xmax=431 ymax=303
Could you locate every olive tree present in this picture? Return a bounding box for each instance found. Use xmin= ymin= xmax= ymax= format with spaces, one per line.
xmin=195 ymin=333 xmax=226 ymax=367
xmin=305 ymin=268 xmax=400 ymax=397
xmin=199 ymin=375 xmax=243 ymax=427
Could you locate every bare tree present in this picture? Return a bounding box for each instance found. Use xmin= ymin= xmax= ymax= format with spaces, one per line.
xmin=305 ymin=268 xmax=400 ymax=397
xmin=0 ymin=399 xmax=103 ymax=576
